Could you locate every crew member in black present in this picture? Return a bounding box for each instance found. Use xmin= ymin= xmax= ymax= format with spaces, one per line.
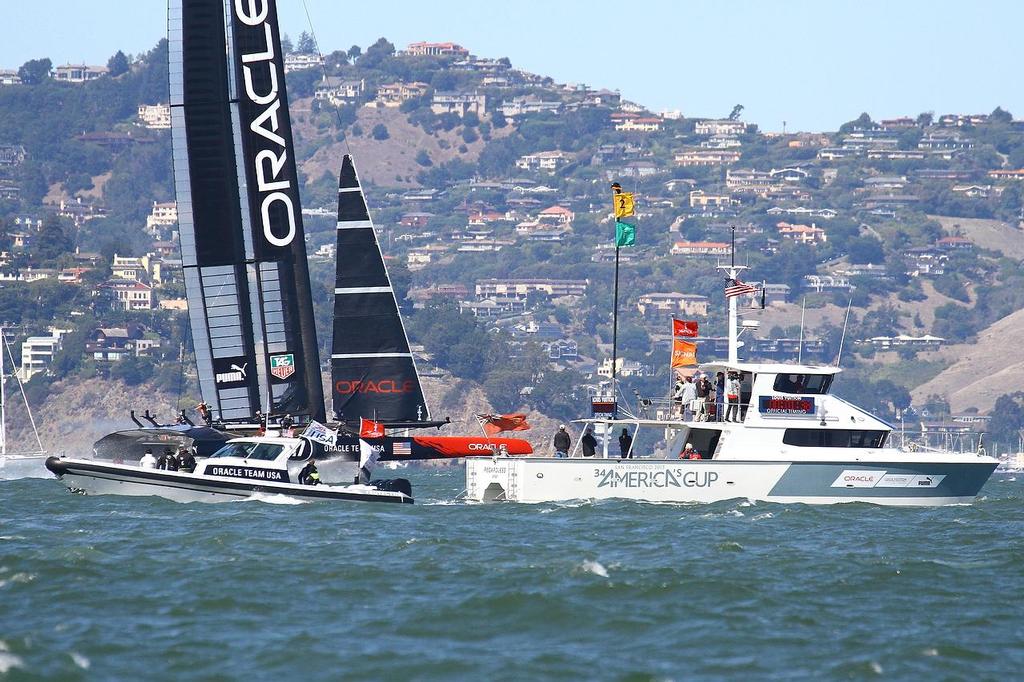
xmin=176 ymin=447 xmax=197 ymax=473
xmin=581 ymin=428 xmax=598 ymax=458
xmin=618 ymin=428 xmax=633 ymax=458
xmin=298 ymin=458 xmax=321 ymax=485
xmin=281 ymin=414 xmax=295 ymax=430
xmin=158 ymin=448 xmax=179 ymax=471
xmin=553 ymin=425 xmax=571 ymax=458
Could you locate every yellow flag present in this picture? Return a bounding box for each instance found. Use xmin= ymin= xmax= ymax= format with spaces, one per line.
xmin=613 ymin=192 xmax=635 ymax=218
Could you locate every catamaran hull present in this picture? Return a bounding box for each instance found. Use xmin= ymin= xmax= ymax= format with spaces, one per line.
xmin=0 ymin=455 xmax=48 ymax=480
xmin=465 ymin=457 xmax=998 ymax=506
xmin=45 ymin=457 xmax=412 ymax=504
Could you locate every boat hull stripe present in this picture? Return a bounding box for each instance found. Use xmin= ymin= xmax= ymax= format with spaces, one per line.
xmin=331 ymin=352 xmax=413 ymax=359
xmin=337 ymin=220 xmax=373 ymax=230
xmin=334 ymin=286 xmax=392 ymax=295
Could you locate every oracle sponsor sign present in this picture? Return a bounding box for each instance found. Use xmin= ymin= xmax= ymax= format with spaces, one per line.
xmin=334 ymin=379 xmax=416 ymax=395
xmin=759 ymin=395 xmax=816 ymax=415
xmin=830 ymin=470 xmax=947 ymax=489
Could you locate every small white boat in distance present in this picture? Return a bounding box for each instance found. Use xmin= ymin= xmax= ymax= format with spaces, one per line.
xmin=45 ymin=436 xmax=412 ymax=504
xmin=0 ymin=328 xmax=47 ymax=480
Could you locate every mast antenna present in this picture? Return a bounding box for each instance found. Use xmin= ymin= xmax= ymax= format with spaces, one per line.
xmin=836 ymin=296 xmax=854 ymax=367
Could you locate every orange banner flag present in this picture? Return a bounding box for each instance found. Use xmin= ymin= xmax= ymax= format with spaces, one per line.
xmin=671 ymin=340 xmax=698 ymax=368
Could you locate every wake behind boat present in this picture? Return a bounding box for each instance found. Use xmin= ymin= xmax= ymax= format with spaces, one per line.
xmin=45 ymin=436 xmax=412 ymax=504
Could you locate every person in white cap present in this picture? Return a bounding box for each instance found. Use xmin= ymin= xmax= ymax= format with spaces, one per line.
xmin=553 ymin=425 xmax=571 ymax=458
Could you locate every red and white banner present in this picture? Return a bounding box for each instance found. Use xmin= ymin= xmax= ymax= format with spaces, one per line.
xmin=359 ymin=418 xmax=386 ymax=439
xmin=673 ymin=319 xmax=698 ymax=338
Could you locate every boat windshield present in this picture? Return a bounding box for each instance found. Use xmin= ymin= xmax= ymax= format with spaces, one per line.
xmin=773 ymin=373 xmax=833 ymax=395
xmin=209 ymin=442 xmax=286 ymax=461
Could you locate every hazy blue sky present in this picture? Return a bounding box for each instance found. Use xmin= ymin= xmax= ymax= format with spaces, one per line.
xmin=2 ymin=1 xmax=1021 ymax=131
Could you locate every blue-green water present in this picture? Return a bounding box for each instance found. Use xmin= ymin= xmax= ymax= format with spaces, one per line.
xmin=2 ymin=469 xmax=1023 ymax=680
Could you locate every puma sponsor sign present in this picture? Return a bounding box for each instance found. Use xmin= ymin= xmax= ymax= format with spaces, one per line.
xmin=830 ymin=470 xmax=947 ymax=489
xmin=213 ymin=356 xmax=250 ymax=388
xmin=230 ymin=0 xmax=303 ymax=255
xmin=269 ymin=353 xmax=295 ymax=380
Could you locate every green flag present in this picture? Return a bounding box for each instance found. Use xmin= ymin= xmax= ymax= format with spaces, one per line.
xmin=615 ymin=219 xmax=636 ymax=247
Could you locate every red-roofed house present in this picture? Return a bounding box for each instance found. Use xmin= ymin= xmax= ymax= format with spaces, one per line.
xmin=538 ymin=205 xmax=575 ymax=226
xmin=670 ymin=241 xmax=730 ymax=256
xmin=777 ymin=222 xmax=828 ymax=245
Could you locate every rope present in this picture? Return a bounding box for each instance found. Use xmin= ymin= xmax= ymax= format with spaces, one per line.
xmin=5 ymin=336 xmax=43 ymax=453
xmin=299 ymin=0 xmax=355 ymax=158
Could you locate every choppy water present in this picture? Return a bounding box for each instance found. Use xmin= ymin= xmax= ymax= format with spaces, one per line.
xmin=2 ymin=468 xmax=1023 ymax=680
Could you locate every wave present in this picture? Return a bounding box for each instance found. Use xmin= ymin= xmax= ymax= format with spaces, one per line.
xmin=238 ymin=492 xmax=308 ymax=506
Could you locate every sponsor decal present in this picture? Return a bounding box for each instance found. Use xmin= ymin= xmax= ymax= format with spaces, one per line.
xmin=831 ymin=470 xmax=888 ymax=488
xmin=594 ymin=467 xmax=719 ymax=489
xmin=270 ymin=353 xmax=295 ymax=380
xmin=301 ymin=420 xmax=336 ymax=446
xmin=393 ymin=441 xmax=412 ymax=456
xmin=207 ymin=465 xmax=288 ymax=482
xmin=831 ymin=470 xmax=947 ymax=489
xmin=335 ymin=379 xmax=416 ymax=395
xmin=759 ymin=396 xmax=816 ymax=415
xmin=231 ymin=0 xmax=298 ymax=250
xmin=213 ymin=357 xmax=250 ymax=387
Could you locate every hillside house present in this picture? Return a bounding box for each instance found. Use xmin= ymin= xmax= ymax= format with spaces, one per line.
xmin=777 ymin=222 xmax=827 ymax=244
xmin=670 ymin=241 xmax=730 ymax=257
xmin=0 ymin=144 xmax=27 ymax=166
xmin=459 ymin=298 xmax=527 ymax=318
xmin=951 ymin=184 xmax=996 ymax=198
xmin=615 ymin=117 xmax=662 ymax=132
xmin=803 ymin=274 xmax=852 ymax=292
xmin=689 ymin=190 xmax=739 ymax=209
xmin=314 ymin=77 xmax=365 ymax=106
xmin=863 ymin=175 xmax=908 ymax=191
xmin=500 ymin=95 xmax=563 ymax=117
xmin=937 ymin=113 xmax=988 ymax=127
xmin=18 ymin=329 xmax=69 ymax=381
xmin=0 ymin=69 xmax=22 ymax=86
xmin=431 ymin=91 xmax=486 ymax=116
xmin=701 ymin=134 xmax=742 ymax=149
xmin=904 ymin=248 xmax=947 ymax=276
xmin=515 ymin=150 xmax=573 ymax=172
xmin=598 ymin=358 xmax=654 ymax=379
xmin=399 ymin=212 xmax=434 ymax=228
xmin=537 ymin=205 xmax=575 ymax=226
xmin=145 ymin=201 xmax=177 ymax=236
xmin=58 ymin=267 xmax=92 ymax=284
xmin=866 ymin=334 xmax=945 ymax=350
xmin=283 ymin=53 xmax=322 ymax=72
xmin=636 ymin=292 xmax=709 ymax=317
xmin=695 ymin=119 xmax=746 ymax=136
xmin=86 ymin=326 xmax=161 ymax=362
xmin=867 ymin=149 xmax=927 ymax=160
xmin=375 ymin=82 xmax=429 ymax=107
xmin=918 ymin=132 xmax=975 ymax=150
xmin=403 ymin=42 xmax=469 ymax=57
xmin=988 ymin=169 xmax=1024 ymax=181
xmin=726 ymin=169 xmax=785 ymax=196
xmin=137 ymin=104 xmax=171 ymax=129
xmin=104 ymin=280 xmax=154 ymax=311
xmin=674 ymin=149 xmax=741 ymax=167
xmin=475 ymin=279 xmax=587 ymax=300
xmin=936 ymin=236 xmax=974 ymax=251
xmin=54 ymin=63 xmax=108 ymax=82
xmin=766 ymin=206 xmax=838 ymax=219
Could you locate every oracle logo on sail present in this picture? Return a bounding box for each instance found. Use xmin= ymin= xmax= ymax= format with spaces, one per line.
xmin=234 ymin=0 xmax=296 ymax=249
xmin=335 ymin=379 xmax=416 ymax=395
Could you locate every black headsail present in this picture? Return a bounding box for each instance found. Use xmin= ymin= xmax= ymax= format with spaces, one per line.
xmin=169 ymin=0 xmax=325 ymax=422
xmin=332 ymin=155 xmax=429 ymax=423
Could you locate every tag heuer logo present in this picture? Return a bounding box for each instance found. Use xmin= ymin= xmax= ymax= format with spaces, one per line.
xmin=270 ymin=353 xmax=295 ymax=380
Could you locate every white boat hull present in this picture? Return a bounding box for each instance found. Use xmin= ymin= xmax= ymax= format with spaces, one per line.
xmin=0 ymin=455 xmax=48 ymax=480
xmin=46 ymin=457 xmax=412 ymax=504
xmin=465 ymin=456 xmax=997 ymax=506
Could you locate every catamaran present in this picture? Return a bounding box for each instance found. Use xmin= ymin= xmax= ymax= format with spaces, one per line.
xmin=466 ymin=258 xmax=998 ymax=506
xmin=0 ymin=328 xmax=47 ymax=479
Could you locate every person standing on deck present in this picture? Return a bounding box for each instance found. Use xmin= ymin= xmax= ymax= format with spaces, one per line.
xmin=695 ymin=373 xmax=712 ymax=421
xmin=581 ymin=428 xmax=598 ymax=458
xmin=680 ymin=375 xmax=697 ymax=420
xmin=618 ymin=428 xmax=633 ymax=458
xmin=553 ymin=425 xmax=571 ymax=458
xmin=725 ymin=373 xmax=742 ymax=422
xmin=140 ymin=449 xmax=158 ymax=469
xmin=715 ymin=372 xmax=726 ymax=422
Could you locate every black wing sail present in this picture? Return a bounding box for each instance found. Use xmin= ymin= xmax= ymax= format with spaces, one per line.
xmin=169 ymin=0 xmax=325 ymax=422
xmin=332 ymin=155 xmax=429 ymax=423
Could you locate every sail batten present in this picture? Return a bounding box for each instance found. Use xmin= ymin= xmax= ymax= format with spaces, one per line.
xmin=170 ymin=0 xmax=324 ymax=422
xmin=331 ymin=155 xmax=429 ymax=423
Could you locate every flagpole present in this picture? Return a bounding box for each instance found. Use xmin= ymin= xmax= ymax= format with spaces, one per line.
xmin=611 ymin=243 xmax=620 ymax=418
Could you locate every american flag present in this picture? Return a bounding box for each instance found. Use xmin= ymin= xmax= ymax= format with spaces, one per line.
xmin=725 ymin=278 xmax=757 ymax=299
xmin=392 ymin=441 xmax=412 ymax=456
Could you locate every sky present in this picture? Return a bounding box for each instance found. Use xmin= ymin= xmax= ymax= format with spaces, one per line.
xmin=1 ymin=0 xmax=1021 ymax=132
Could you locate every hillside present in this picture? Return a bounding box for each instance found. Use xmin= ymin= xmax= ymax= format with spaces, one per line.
xmin=928 ymin=215 xmax=1024 ymax=261
xmin=912 ymin=307 xmax=1024 ymax=413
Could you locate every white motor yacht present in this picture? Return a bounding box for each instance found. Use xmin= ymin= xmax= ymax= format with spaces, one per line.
xmin=466 ymin=263 xmax=998 ymax=506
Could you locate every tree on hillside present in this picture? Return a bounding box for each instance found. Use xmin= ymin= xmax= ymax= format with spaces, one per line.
xmin=17 ymin=58 xmax=52 ymax=85
xmin=491 ymin=110 xmax=507 ymax=129
xmin=839 ymin=112 xmax=874 ymax=134
xmin=988 ymin=392 xmax=1024 ymax=451
xmin=34 ymin=217 xmax=74 ymax=262
xmin=916 ymin=111 xmax=934 ymax=127
xmin=347 ymin=45 xmax=362 ymax=60
xmin=297 ymin=31 xmax=316 ymax=54
xmin=371 ymin=124 xmax=390 ymax=140
xmin=728 ymin=104 xmax=744 ymax=121
xmin=107 ymin=50 xmax=130 ymax=77
xmin=990 ymin=106 xmax=1014 ymax=124
xmin=280 ymin=33 xmax=294 ymax=55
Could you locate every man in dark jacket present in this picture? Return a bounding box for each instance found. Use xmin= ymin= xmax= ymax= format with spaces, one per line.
xmin=618 ymin=428 xmax=633 ymax=458
xmin=581 ymin=428 xmax=598 ymax=457
xmin=553 ymin=425 xmax=571 ymax=458
xmin=176 ymin=447 xmax=197 ymax=473
xmin=158 ymin=448 xmax=179 ymax=471
xmin=298 ymin=458 xmax=321 ymax=485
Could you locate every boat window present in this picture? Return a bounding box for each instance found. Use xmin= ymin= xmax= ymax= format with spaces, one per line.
xmin=210 ymin=442 xmax=257 ymax=459
xmin=245 ymin=444 xmax=285 ymax=461
xmin=773 ymin=374 xmax=833 ymax=395
xmin=783 ymin=429 xmax=888 ymax=448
